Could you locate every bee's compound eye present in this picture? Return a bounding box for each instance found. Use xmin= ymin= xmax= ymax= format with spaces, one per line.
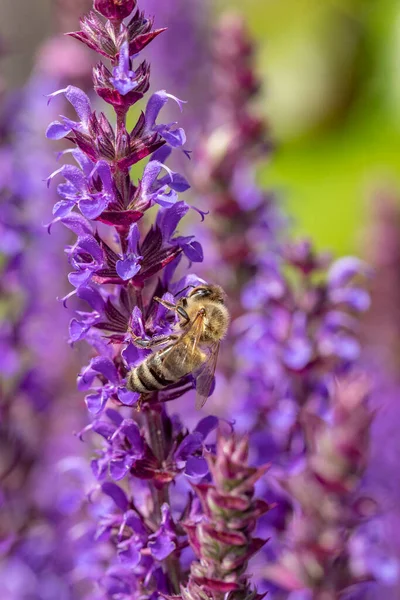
xmin=191 ymin=288 xmax=211 ymax=299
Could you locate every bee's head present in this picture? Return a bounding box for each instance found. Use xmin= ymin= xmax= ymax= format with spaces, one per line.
xmin=188 ymin=284 xmax=226 ymax=304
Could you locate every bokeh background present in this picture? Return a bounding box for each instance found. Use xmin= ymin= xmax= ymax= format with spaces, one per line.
xmin=1 ymin=1 xmax=400 ymax=598
xmin=1 ymin=0 xmax=399 ymax=253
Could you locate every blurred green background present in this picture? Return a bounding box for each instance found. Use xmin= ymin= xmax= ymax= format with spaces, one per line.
xmin=217 ymin=0 xmax=400 ymax=255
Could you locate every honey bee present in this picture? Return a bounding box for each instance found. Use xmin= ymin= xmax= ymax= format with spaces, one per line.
xmin=127 ymin=284 xmax=229 ymax=409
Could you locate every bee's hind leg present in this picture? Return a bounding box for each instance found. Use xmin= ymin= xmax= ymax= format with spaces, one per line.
xmin=136 ymin=393 xmax=151 ymax=412
xmin=136 ymin=391 xmax=163 ymax=411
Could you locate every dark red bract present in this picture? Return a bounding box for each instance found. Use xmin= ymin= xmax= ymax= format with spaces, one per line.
xmin=94 ymin=0 xmax=137 ymax=21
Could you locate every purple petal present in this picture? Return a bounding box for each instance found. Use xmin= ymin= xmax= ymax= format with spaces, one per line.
xmin=141 ymin=160 xmax=172 ymax=195
xmin=151 ymin=145 xmax=172 ymax=164
xmin=48 ymin=85 xmax=92 ymax=125
xmin=92 ymin=420 xmax=116 ymax=439
xmin=68 ymin=269 xmax=92 ymax=289
xmin=183 ymin=240 xmax=203 ymax=262
xmin=53 ymin=199 xmax=76 ymax=218
xmin=148 ymin=533 xmax=175 ymax=561
xmin=77 ymin=285 xmax=105 ymax=312
xmin=175 ymin=432 xmax=203 ymax=462
xmin=110 ymin=42 xmax=138 ymax=95
xmin=119 ymin=420 xmax=144 ymax=456
xmin=125 ymin=511 xmax=147 ymax=537
xmin=194 ymin=416 xmax=219 ymax=439
xmin=46 ymin=120 xmax=72 ymax=140
xmin=155 ymin=189 xmax=178 ymax=207
xmin=158 ymin=126 xmax=186 ymax=148
xmin=145 ymin=90 xmax=186 ymax=129
xmin=127 ymin=223 xmax=140 ymax=255
xmin=101 ymin=482 xmax=129 ymax=511
xmin=328 ymin=256 xmax=371 ymax=287
xmin=155 ymin=292 xmax=176 ymax=322
xmin=85 ymin=391 xmax=107 ymax=414
xmin=92 ymin=160 xmax=114 ymax=197
xmin=160 ymin=503 xmax=175 ymax=530
xmin=77 ymin=234 xmax=104 ymax=263
xmin=118 ymin=387 xmax=140 ymax=407
xmin=118 ymin=543 xmax=141 ymax=567
xmin=70 ymin=148 xmax=94 ymax=176
xmin=170 ymin=274 xmax=206 ymax=297
xmin=121 ymin=342 xmax=143 ymax=368
xmin=129 ymin=306 xmax=145 ymax=337
xmin=90 ymin=356 xmax=119 ymax=384
xmin=330 ymin=287 xmax=370 ymax=312
xmin=61 ymin=213 xmax=93 ymax=236
xmin=156 ymin=201 xmax=189 ymax=240
xmin=116 ymin=257 xmax=141 ymax=281
xmin=283 ymin=337 xmax=313 ymax=370
xmin=169 ymin=172 xmax=190 ymax=193
xmin=69 ymin=318 xmax=88 ymax=342
xmin=50 ymin=164 xmax=86 ymax=190
xmin=110 ymin=459 xmax=130 ymax=481
xmin=185 ymin=456 xmax=208 ymax=478
xmin=79 ymin=194 xmax=110 ymax=219
xmin=106 ymin=408 xmax=124 ymax=426
xmin=148 ymin=505 xmax=176 ymax=561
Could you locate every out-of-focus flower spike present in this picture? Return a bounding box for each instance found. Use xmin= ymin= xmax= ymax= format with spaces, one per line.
xmin=263 ymin=376 xmax=383 ymax=596
xmin=361 ymin=190 xmax=400 ymax=379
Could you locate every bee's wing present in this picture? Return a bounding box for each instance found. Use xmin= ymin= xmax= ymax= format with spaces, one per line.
xmin=161 ymin=310 xmax=206 ymax=374
xmin=195 ymin=342 xmax=220 ymax=410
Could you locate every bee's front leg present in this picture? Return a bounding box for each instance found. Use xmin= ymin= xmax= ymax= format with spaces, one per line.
xmin=154 ymin=296 xmax=190 ymax=325
xmin=130 ymin=333 xmax=179 ymax=348
xmin=153 ymin=296 xmax=177 ymax=310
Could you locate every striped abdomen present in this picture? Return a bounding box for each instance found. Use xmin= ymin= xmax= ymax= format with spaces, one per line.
xmin=127 ymin=344 xmax=206 ymax=394
xmin=127 ymin=347 xmax=179 ymax=394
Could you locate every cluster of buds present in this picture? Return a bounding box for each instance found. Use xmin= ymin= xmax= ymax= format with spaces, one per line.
xmin=264 ymin=376 xmax=376 ymax=597
xmin=181 ymin=434 xmax=271 ymax=600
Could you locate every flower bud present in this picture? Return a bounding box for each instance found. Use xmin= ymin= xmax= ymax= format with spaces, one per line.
xmin=94 ymin=0 xmax=137 ymax=21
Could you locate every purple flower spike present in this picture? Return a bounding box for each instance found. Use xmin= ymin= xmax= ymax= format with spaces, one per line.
xmin=46 ymin=2 xmax=219 ymax=598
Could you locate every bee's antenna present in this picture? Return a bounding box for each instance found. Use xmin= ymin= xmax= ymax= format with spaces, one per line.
xmin=174 ymin=284 xmax=196 ymax=297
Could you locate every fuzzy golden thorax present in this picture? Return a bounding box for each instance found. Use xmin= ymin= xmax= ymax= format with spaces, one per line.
xmin=177 ymin=284 xmax=229 ymax=344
